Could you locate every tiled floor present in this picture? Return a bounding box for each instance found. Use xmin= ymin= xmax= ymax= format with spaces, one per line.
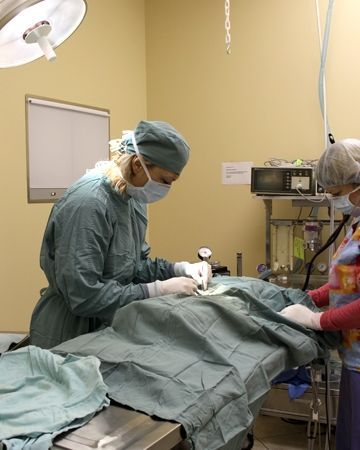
xmin=172 ymin=414 xmax=336 ymax=450
xmin=252 ymin=414 xmax=335 ymax=449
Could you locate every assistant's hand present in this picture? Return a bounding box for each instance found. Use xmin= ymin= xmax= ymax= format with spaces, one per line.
xmin=174 ymin=261 xmax=212 ymax=289
xmin=280 ymin=304 xmax=323 ymax=330
xmin=147 ymin=277 xmax=198 ymax=297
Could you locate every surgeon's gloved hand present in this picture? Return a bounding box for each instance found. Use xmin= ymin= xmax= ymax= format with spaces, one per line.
xmin=280 ymin=304 xmax=323 ymax=330
xmin=174 ymin=261 xmax=212 ymax=290
xmin=147 ymin=277 xmax=198 ymax=297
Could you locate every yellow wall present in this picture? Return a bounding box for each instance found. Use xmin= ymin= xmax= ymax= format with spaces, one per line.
xmin=3 ymin=1 xmax=360 ymax=331
xmin=0 ymin=0 xmax=147 ymax=331
xmin=145 ymin=0 xmax=360 ymax=275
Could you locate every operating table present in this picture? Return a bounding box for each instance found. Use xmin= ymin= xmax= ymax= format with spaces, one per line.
xmin=0 ymin=277 xmax=341 ymax=450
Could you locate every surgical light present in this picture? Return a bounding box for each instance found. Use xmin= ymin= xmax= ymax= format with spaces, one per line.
xmin=0 ymin=0 xmax=87 ymax=68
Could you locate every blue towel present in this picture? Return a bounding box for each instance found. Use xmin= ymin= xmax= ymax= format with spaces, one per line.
xmin=272 ymin=366 xmax=311 ymax=399
xmin=0 ymin=346 xmax=109 ymax=449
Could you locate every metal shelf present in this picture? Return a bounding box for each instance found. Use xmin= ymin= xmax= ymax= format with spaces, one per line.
xmin=254 ymin=196 xmax=335 ymax=276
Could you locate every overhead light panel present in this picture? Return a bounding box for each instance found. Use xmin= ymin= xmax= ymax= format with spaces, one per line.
xmin=0 ymin=0 xmax=87 ymax=68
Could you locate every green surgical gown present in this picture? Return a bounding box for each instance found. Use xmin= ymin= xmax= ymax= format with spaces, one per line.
xmin=30 ymin=172 xmax=175 ymax=349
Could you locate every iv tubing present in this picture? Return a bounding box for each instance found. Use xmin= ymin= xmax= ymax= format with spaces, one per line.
xmin=316 ymin=0 xmax=335 ymax=148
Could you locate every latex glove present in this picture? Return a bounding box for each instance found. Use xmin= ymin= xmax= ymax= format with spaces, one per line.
xmin=280 ymin=304 xmax=323 ymax=330
xmin=174 ymin=261 xmax=212 ymax=290
xmin=147 ymin=277 xmax=198 ymax=297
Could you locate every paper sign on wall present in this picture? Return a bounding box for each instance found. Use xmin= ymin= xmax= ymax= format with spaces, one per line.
xmin=222 ymin=162 xmax=253 ymax=184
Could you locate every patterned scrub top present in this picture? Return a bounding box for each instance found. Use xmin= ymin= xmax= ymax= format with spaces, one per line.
xmin=329 ymin=217 xmax=360 ymax=370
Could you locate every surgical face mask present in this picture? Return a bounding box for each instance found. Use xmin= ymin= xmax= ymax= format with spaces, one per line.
xmin=126 ymin=132 xmax=171 ymax=204
xmin=332 ymin=185 xmax=360 ymax=216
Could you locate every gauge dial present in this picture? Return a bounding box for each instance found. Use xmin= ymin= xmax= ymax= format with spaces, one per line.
xmin=317 ymin=262 xmax=328 ymax=274
xmin=198 ymin=246 xmax=212 ymax=261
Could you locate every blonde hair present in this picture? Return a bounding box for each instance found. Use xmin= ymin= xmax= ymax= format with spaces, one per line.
xmin=103 ymin=153 xmax=132 ymax=193
xmin=102 ymin=152 xmax=154 ymax=194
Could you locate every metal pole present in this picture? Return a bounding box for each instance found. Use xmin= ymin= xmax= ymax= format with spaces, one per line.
xmin=236 ymin=252 xmax=243 ymax=276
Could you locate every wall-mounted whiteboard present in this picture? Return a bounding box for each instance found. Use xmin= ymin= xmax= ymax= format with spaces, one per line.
xmin=26 ymin=95 xmax=110 ymax=203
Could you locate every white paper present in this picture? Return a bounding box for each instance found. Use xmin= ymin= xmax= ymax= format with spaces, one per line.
xmin=222 ymin=162 xmax=253 ymax=184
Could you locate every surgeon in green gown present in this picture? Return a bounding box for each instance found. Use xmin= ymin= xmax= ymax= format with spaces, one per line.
xmin=30 ymin=121 xmax=212 ymax=349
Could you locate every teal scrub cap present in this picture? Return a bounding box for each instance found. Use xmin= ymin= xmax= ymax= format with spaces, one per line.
xmin=123 ymin=120 xmax=190 ymax=175
xmin=316 ymin=139 xmax=360 ymax=189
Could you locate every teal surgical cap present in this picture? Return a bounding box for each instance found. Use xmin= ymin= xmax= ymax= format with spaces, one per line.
xmin=124 ymin=120 xmax=190 ymax=175
xmin=316 ymin=139 xmax=360 ymax=189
